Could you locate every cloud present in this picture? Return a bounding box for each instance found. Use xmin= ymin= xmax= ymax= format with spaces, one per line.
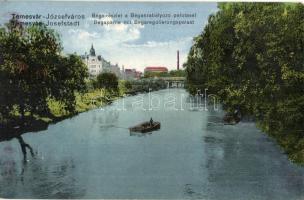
xmin=64 ymin=16 xmax=144 ymax=53
xmin=116 ymin=37 xmax=192 ymax=70
xmin=68 ymin=29 xmax=99 ymax=41
xmin=123 ymin=38 xmax=192 ymax=48
xmin=62 ymin=17 xmax=192 ymax=71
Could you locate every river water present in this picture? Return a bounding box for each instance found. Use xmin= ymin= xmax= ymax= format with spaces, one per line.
xmin=0 ymin=89 xmax=303 ymax=199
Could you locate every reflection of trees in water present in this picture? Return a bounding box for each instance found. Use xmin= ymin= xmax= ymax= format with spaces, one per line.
xmin=0 ymin=132 xmax=86 ymax=198
xmin=201 ymin=123 xmax=304 ymax=200
xmin=0 ymin=155 xmax=86 ymax=198
xmin=21 ymin=158 xmax=85 ymax=198
xmin=0 ymin=149 xmax=19 ymax=198
xmin=16 ymin=136 xmax=35 ymax=162
xmin=97 ymin=109 xmax=119 ymax=130
xmin=0 ymin=132 xmax=36 ymax=196
xmin=0 ymin=119 xmax=48 ymax=161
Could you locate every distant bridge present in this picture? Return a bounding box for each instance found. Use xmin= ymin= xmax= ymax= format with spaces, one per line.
xmin=158 ymin=77 xmax=186 ymax=88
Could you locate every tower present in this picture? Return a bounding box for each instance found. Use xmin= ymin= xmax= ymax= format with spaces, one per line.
xmin=90 ymin=44 xmax=96 ymax=56
xmin=177 ymin=50 xmax=180 ymax=70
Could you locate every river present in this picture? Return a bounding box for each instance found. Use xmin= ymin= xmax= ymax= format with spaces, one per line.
xmin=0 ymin=89 xmax=303 ymax=199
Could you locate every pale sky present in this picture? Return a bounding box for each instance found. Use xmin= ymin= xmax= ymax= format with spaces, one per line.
xmin=0 ymin=1 xmax=218 ymax=72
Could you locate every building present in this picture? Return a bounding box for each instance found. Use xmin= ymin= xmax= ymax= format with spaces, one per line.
xmin=124 ymin=69 xmax=136 ymax=80
xmin=124 ymin=68 xmax=142 ymax=80
xmin=135 ymin=71 xmax=143 ymax=79
xmin=82 ymin=44 xmax=103 ymax=77
xmin=144 ymin=66 xmax=168 ymax=73
xmin=82 ymin=44 xmax=121 ymax=78
xmin=100 ymin=59 xmax=121 ymax=78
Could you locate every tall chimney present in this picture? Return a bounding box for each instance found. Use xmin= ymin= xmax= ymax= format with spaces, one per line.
xmin=177 ymin=50 xmax=180 ymax=70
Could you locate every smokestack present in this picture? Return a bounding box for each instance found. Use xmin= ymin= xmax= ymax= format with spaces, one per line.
xmin=177 ymin=50 xmax=180 ymax=70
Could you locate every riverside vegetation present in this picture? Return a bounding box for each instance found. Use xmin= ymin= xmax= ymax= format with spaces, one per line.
xmin=185 ymin=3 xmax=304 ymax=164
xmin=0 ymin=19 xmax=166 ymax=136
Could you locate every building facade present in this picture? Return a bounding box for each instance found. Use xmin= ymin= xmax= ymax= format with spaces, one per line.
xmin=101 ymin=59 xmax=121 ymax=78
xmin=82 ymin=44 xmax=103 ymax=77
xmin=82 ymin=44 xmax=122 ymax=78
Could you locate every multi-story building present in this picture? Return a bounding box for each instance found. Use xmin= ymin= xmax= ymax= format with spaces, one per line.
xmin=82 ymin=44 xmax=103 ymax=77
xmin=82 ymin=44 xmax=122 ymax=78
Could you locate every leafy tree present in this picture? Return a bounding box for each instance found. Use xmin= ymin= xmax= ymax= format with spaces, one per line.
xmin=144 ymin=71 xmax=169 ymax=78
xmin=95 ymin=72 xmax=118 ymax=90
xmin=169 ymin=70 xmax=186 ymax=77
xmin=185 ymin=3 xmax=304 ymax=163
xmin=0 ymin=18 xmax=88 ymax=123
xmin=124 ymin=80 xmax=132 ymax=90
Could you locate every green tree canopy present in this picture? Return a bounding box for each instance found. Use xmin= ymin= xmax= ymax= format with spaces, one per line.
xmin=95 ymin=72 xmax=118 ymax=90
xmin=184 ymin=3 xmax=304 ymax=163
xmin=0 ymin=18 xmax=88 ymax=121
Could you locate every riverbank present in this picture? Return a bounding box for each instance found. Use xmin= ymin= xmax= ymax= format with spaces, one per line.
xmin=0 ymin=79 xmax=167 ymax=142
xmin=256 ymin=121 xmax=304 ymax=165
xmin=0 ymin=88 xmax=118 ymax=142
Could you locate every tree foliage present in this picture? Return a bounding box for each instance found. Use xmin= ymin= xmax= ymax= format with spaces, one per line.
xmin=94 ymin=72 xmax=118 ymax=90
xmin=169 ymin=70 xmax=186 ymax=77
xmin=185 ymin=3 xmax=304 ymax=163
xmin=0 ymin=18 xmax=88 ymax=122
xmin=144 ymin=71 xmax=168 ymax=78
xmin=144 ymin=70 xmax=186 ymax=78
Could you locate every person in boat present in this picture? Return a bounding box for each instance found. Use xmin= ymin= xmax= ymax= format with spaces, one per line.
xmin=150 ymin=118 xmax=154 ymax=126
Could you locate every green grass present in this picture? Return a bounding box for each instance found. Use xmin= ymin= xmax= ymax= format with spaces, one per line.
xmin=46 ymin=88 xmax=119 ymax=120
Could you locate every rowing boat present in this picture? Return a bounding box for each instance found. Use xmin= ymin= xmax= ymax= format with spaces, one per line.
xmin=129 ymin=121 xmax=161 ymax=133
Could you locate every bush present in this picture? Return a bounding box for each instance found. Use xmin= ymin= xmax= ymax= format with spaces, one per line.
xmin=94 ymin=72 xmax=118 ymax=90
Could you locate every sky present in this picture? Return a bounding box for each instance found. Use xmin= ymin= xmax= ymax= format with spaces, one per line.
xmin=0 ymin=1 xmax=218 ymax=72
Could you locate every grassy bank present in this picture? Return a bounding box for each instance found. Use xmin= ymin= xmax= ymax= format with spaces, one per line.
xmin=0 ymin=88 xmax=122 ymax=141
xmin=0 ymin=78 xmax=168 ymax=141
xmin=47 ymin=88 xmax=119 ymax=119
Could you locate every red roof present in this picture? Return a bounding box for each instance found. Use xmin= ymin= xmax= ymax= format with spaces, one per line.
xmin=145 ymin=66 xmax=168 ymax=72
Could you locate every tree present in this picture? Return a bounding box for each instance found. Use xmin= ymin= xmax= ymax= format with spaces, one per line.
xmin=169 ymin=70 xmax=186 ymax=77
xmin=184 ymin=3 xmax=304 ymax=163
xmin=0 ymin=18 xmax=88 ymax=123
xmin=124 ymin=80 xmax=132 ymax=90
xmin=95 ymin=72 xmax=118 ymax=90
xmin=144 ymin=71 xmax=168 ymax=78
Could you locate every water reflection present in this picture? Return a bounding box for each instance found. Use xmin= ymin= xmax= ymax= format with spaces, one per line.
xmin=97 ymin=109 xmax=120 ymax=130
xmin=0 ymin=148 xmax=86 ymax=198
xmin=16 ymin=136 xmax=35 ymax=162
xmin=24 ymin=158 xmax=84 ymax=198
xmin=129 ymin=130 xmax=160 ymax=137
xmin=0 ymin=89 xmax=303 ymax=199
xmin=202 ymin=121 xmax=304 ymax=200
xmin=0 ymin=117 xmax=49 ymax=163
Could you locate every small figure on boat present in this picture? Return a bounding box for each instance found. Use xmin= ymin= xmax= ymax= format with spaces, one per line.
xmin=150 ymin=118 xmax=154 ymax=126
